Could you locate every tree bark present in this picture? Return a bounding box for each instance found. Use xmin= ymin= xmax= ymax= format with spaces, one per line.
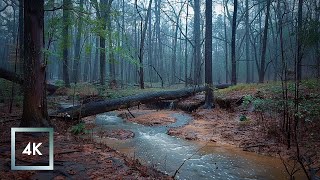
xmin=92 ymin=36 xmax=99 ymax=81
xmin=245 ymin=0 xmax=250 ymax=83
xmin=137 ymin=0 xmax=152 ymax=89
xmin=73 ymin=0 xmax=84 ymax=83
xmin=231 ymin=0 xmax=237 ymax=85
xmin=204 ymin=0 xmax=213 ymax=108
xmin=107 ymin=10 xmax=116 ymax=87
xmin=184 ymin=2 xmax=189 ymax=87
xmin=297 ymin=0 xmax=303 ymax=81
xmin=223 ymin=0 xmax=229 ymax=83
xmin=62 ymin=0 xmax=71 ymax=87
xmin=53 ymin=87 xmax=206 ymax=119
xmin=259 ymin=0 xmax=271 ymax=83
xmin=99 ymin=1 xmax=107 ymax=86
xmin=53 ymin=85 xmax=230 ymax=119
xmin=193 ymin=0 xmax=201 ymax=85
xmin=18 ymin=0 xmax=24 ymax=74
xmin=21 ymin=0 xmax=50 ymax=127
xmin=171 ymin=19 xmax=179 ymax=85
xmin=155 ymin=0 xmax=163 ymax=84
xmin=93 ymin=0 xmax=113 ymax=85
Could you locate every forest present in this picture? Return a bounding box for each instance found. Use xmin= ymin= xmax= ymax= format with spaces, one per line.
xmin=0 ymin=0 xmax=319 ymax=179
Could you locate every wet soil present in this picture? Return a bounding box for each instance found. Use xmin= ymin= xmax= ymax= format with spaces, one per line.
xmin=118 ymin=109 xmax=177 ymax=126
xmin=0 ymin=104 xmax=171 ymax=180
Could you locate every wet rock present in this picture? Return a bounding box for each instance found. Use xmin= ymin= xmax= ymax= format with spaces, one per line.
xmin=185 ymin=132 xmax=198 ymax=140
xmin=167 ymin=128 xmax=180 ymax=136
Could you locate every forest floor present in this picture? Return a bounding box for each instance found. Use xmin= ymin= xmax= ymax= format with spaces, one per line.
xmin=0 ymin=105 xmax=171 ymax=179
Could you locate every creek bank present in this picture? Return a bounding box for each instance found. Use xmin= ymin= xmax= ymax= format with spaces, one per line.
xmin=115 ymin=98 xmax=285 ymax=158
xmin=95 ymin=108 xmax=305 ymax=179
xmin=0 ymin=104 xmax=171 ymax=180
xmin=118 ymin=109 xmax=177 ymax=126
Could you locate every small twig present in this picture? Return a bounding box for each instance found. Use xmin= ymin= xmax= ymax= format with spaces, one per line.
xmin=127 ymin=108 xmax=135 ymax=118
xmin=172 ymin=143 xmax=208 ymax=178
xmin=242 ymin=143 xmax=275 ymax=149
xmin=55 ymin=149 xmax=81 ymax=155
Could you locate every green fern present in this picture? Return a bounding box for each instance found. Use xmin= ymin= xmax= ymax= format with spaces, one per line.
xmin=70 ymin=123 xmax=86 ymax=135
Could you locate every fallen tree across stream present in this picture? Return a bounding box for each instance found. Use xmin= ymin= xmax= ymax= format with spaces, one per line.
xmin=52 ymin=84 xmax=230 ymax=120
xmin=0 ymin=67 xmax=58 ymax=94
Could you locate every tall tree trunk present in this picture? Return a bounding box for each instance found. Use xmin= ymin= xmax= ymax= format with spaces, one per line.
xmin=223 ymin=0 xmax=228 ymax=83
xmin=193 ymin=0 xmax=201 ymax=85
xmin=171 ymin=19 xmax=179 ymax=85
xmin=297 ymin=0 xmax=303 ymax=81
xmin=137 ymin=0 xmax=152 ymax=89
xmin=18 ymin=0 xmax=24 ymax=75
xmin=155 ymin=0 xmax=163 ymax=85
xmin=259 ymin=0 xmax=271 ymax=83
xmin=148 ymin=5 xmax=153 ymax=83
xmin=21 ymin=0 xmax=49 ymax=127
xmin=184 ymin=2 xmax=189 ymax=87
xmin=231 ymin=0 xmax=237 ymax=85
xmin=99 ymin=31 xmax=106 ymax=85
xmin=92 ymin=36 xmax=99 ymax=81
xmin=204 ymin=0 xmax=213 ymax=108
xmin=121 ymin=0 xmax=125 ymax=85
xmin=107 ymin=12 xmax=116 ymax=87
xmin=245 ymin=0 xmax=250 ymax=83
xmin=62 ymin=0 xmax=71 ymax=87
xmin=83 ymin=34 xmax=91 ymax=82
xmin=73 ymin=0 xmax=84 ymax=83
xmin=93 ymin=0 xmax=113 ymax=85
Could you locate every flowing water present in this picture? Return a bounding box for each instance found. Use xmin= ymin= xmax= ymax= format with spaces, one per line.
xmin=94 ymin=112 xmax=300 ymax=180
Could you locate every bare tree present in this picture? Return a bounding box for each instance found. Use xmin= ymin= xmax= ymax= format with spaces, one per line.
xmin=193 ymin=0 xmax=201 ymax=85
xmin=93 ymin=0 xmax=113 ymax=85
xmin=204 ymin=0 xmax=213 ymax=108
xmin=231 ymin=0 xmax=237 ymax=85
xmin=62 ymin=0 xmax=71 ymax=87
xmin=296 ymin=0 xmax=303 ymax=81
xmin=245 ymin=0 xmax=250 ymax=83
xmin=258 ymin=0 xmax=271 ymax=83
xmin=73 ymin=0 xmax=84 ymax=83
xmin=136 ymin=0 xmax=152 ymax=89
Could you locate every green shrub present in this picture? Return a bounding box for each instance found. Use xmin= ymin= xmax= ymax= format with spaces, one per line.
xmin=70 ymin=123 xmax=86 ymax=135
xmin=54 ymin=80 xmax=65 ymax=87
xmin=242 ymin=95 xmax=254 ymax=107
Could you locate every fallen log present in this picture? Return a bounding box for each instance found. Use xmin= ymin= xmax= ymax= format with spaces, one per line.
xmin=53 ymin=84 xmax=231 ymax=120
xmin=52 ymin=86 xmax=207 ymax=119
xmin=0 ymin=67 xmax=58 ymax=94
xmin=0 ymin=67 xmax=23 ymax=84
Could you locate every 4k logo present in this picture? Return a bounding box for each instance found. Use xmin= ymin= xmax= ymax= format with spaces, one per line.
xmin=22 ymin=142 xmax=43 ymax=156
xmin=11 ymin=128 xmax=54 ymax=170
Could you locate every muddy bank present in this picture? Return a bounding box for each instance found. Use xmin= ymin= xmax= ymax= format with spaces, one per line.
xmin=117 ymin=109 xmax=177 ymax=126
xmin=167 ymin=108 xmax=284 ymax=155
xmin=115 ymin=104 xmax=282 ymax=156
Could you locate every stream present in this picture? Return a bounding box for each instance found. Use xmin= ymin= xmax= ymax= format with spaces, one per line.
xmin=93 ymin=111 xmax=292 ymax=180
